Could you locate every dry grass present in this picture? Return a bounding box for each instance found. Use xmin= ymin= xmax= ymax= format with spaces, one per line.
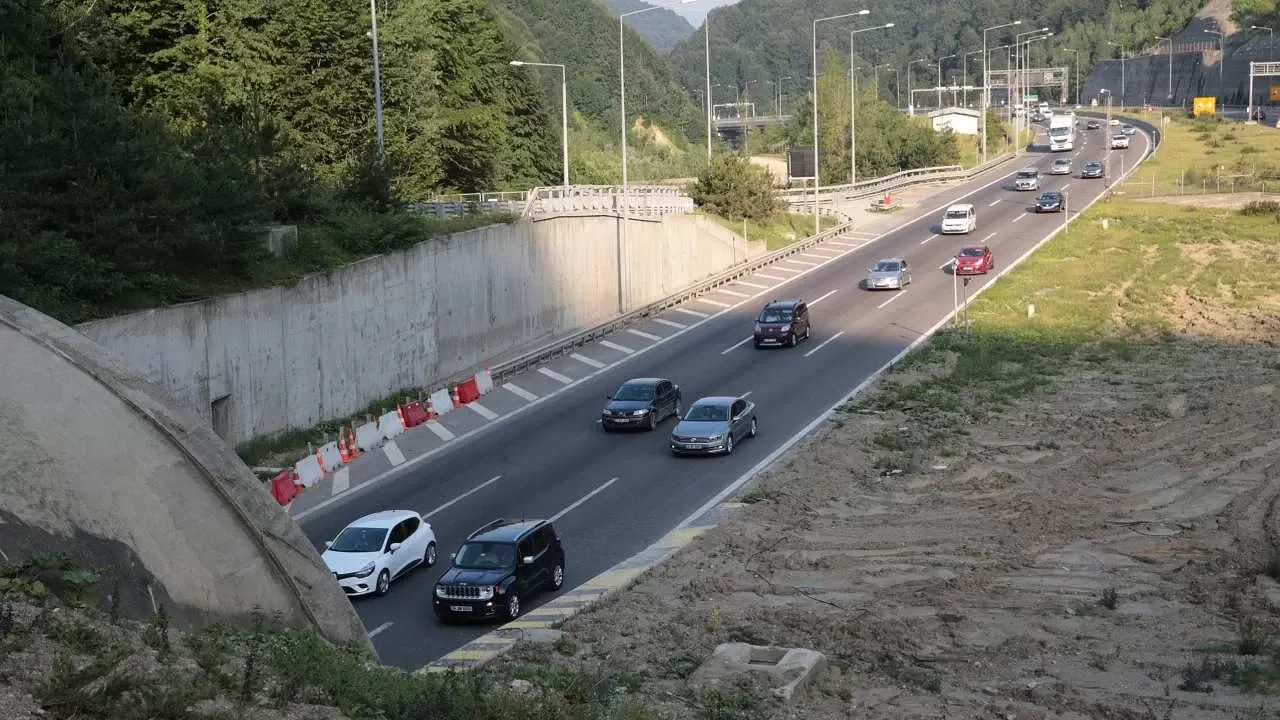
xmin=1116 ymin=111 xmax=1280 ymax=197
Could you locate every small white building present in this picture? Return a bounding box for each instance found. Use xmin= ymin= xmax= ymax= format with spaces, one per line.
xmin=928 ymin=107 xmax=980 ymax=136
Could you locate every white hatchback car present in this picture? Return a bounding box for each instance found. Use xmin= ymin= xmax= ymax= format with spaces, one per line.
xmin=322 ymin=510 xmax=437 ymax=597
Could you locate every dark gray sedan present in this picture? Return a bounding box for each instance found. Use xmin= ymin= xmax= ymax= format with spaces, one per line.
xmin=602 ymin=378 xmax=682 ymax=432
xmin=670 ymin=396 xmax=757 ymax=456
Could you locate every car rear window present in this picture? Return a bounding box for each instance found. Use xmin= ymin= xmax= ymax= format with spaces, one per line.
xmin=874 ymin=261 xmax=901 ymax=272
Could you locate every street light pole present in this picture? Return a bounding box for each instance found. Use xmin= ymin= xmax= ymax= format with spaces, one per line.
xmin=1252 ymin=25 xmax=1275 ymax=61
xmin=1153 ymin=38 xmax=1173 ymax=103
xmin=937 ymin=54 xmax=956 ymax=107
xmin=982 ymin=21 xmax=1022 ymax=165
xmin=368 ymin=0 xmax=385 ymax=158
xmin=510 ymin=61 xmax=570 ymax=187
xmin=705 ymin=11 xmax=713 ymax=163
xmin=812 ymin=9 xmax=871 ymax=235
xmin=1108 ymin=42 xmax=1128 ymax=105
xmin=1063 ymin=48 xmax=1081 ymax=105
xmin=849 ymin=23 xmax=894 ymax=187
xmin=908 ymin=57 xmax=929 ymax=116
xmin=1204 ymin=30 xmax=1223 ymax=105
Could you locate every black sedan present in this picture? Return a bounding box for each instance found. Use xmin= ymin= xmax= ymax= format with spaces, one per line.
xmin=1086 ymin=119 xmax=1101 ymax=130
xmin=1081 ymin=161 xmax=1105 ymax=179
xmin=601 ymin=377 xmax=682 ymax=431
xmin=1035 ymin=191 xmax=1064 ymax=213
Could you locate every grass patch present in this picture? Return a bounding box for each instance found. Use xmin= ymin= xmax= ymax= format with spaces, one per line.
xmin=1116 ymin=112 xmax=1280 ymax=196
xmin=706 ymin=212 xmax=840 ymax=250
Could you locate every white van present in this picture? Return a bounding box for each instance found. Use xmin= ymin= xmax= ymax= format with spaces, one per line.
xmin=940 ymin=203 xmax=977 ymax=234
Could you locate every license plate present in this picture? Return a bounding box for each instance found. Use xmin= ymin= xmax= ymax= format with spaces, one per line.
xmin=450 ymin=605 xmax=472 ymax=612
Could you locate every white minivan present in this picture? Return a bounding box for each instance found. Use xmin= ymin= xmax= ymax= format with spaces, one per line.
xmin=940 ymin=203 xmax=977 ymax=234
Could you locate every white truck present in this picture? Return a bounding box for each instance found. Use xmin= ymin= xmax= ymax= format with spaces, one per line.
xmin=1048 ymin=113 xmax=1074 ymax=152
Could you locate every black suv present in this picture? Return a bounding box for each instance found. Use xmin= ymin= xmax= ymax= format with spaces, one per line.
xmin=433 ymin=518 xmax=565 ymax=623
xmin=753 ymin=299 xmax=810 ymax=348
xmin=601 ymin=377 xmax=682 ymax=432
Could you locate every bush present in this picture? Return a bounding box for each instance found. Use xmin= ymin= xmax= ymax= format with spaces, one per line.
xmin=689 ymin=155 xmax=784 ymax=221
xmin=1239 ymin=200 xmax=1280 ymax=217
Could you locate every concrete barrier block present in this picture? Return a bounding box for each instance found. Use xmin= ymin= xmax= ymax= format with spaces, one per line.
xmin=429 ymin=387 xmax=454 ymax=416
xmin=475 ymin=369 xmax=494 ymax=395
xmin=293 ymin=455 xmax=324 ymax=488
xmin=378 ymin=410 xmax=405 ymax=439
xmin=354 ymin=421 xmax=384 ymax=451
xmin=317 ymin=441 xmax=343 ymax=472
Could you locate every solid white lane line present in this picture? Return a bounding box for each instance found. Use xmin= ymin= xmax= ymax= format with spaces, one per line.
xmin=550 ymin=477 xmax=620 ymax=523
xmin=422 ymin=475 xmax=503 ymax=520
xmin=600 ymin=340 xmax=635 ymax=354
xmin=383 ymin=440 xmax=407 ymax=466
xmin=784 ymin=259 xmax=818 ymax=267
xmin=673 ymin=307 xmax=709 ymax=318
xmin=734 ymin=280 xmax=769 ymax=289
xmin=1061 ymin=183 xmax=1072 ymax=191
xmin=466 ymin=401 xmax=498 ymax=420
xmin=503 ymin=383 xmax=539 ymax=402
xmin=698 ymin=298 xmax=733 ymax=308
xmin=877 ymin=291 xmax=907 ymax=309
xmin=719 ymin=289 xmax=750 ymax=298
xmin=571 ymin=353 xmax=606 ymax=369
xmin=754 ymin=273 xmax=787 ymax=281
xmin=803 ymin=331 xmax=846 ymax=358
xmin=538 ymin=367 xmax=574 ymax=384
xmin=1012 ymin=213 xmax=1026 ymax=223
xmin=981 ymin=231 xmax=997 ymax=243
xmin=626 ymin=328 xmax=662 ymax=341
xmin=331 ymin=467 xmax=351 ymax=495
xmin=989 ymin=199 xmax=1001 ymax=207
xmin=425 ymin=421 xmax=456 ymax=442
xmin=769 ymin=266 xmax=801 ymax=274
xmin=721 ymin=336 xmax=753 ymax=354
xmin=810 ymin=289 xmax=838 ymax=306
xmin=653 ymin=318 xmax=687 ymax=328
xmin=368 ymin=622 xmax=393 ymax=639
xmin=920 ymin=234 xmax=938 ymax=245
xmin=826 ymin=240 xmax=857 ymax=248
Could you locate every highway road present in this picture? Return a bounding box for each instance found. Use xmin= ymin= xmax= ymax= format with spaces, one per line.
xmin=299 ymin=118 xmax=1153 ymax=670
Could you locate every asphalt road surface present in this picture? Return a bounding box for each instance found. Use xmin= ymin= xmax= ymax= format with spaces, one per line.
xmin=300 ymin=121 xmax=1153 ymax=670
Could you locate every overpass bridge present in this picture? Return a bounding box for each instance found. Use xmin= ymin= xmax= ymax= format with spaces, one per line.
xmin=712 ymin=114 xmax=791 ymax=144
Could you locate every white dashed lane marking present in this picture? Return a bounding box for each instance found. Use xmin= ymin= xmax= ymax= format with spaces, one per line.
xmin=719 ymin=289 xmax=750 ymax=298
xmin=549 ymin=478 xmax=620 ymax=523
xmin=988 ymin=199 xmax=1001 ymax=207
xmin=503 ymin=383 xmax=539 ymax=402
xmin=785 ymin=259 xmax=818 ymax=267
xmin=538 ymin=367 xmax=574 ymax=385
xmin=802 ymin=331 xmax=845 ymax=358
xmin=368 ymin=622 xmax=393 ymax=639
xmin=466 ymin=402 xmax=498 ymax=420
xmin=734 ymin=280 xmax=769 ymax=289
xmin=810 ymin=289 xmax=838 ymax=306
xmin=826 ymin=240 xmax=857 ymax=248
xmin=383 ymin=440 xmax=406 ymax=466
xmin=673 ymin=307 xmax=709 ymax=318
xmin=721 ymin=337 xmax=753 ymax=355
xmin=877 ymin=291 xmax=907 ymax=309
xmin=571 ymin=353 xmax=606 ymax=369
xmin=754 ymin=273 xmax=787 ymax=281
xmin=920 ymin=234 xmax=938 ymax=245
xmin=331 ymin=467 xmax=351 ymax=495
xmin=653 ymin=318 xmax=687 ymax=329
xmin=425 ymin=421 xmax=456 ymax=441
xmin=769 ymin=267 xmax=801 ymax=274
xmin=625 ymin=328 xmax=662 ymax=341
xmin=1012 ymin=213 xmax=1026 ymax=223
xmin=697 ymin=298 xmax=732 ymax=308
xmin=422 ymin=475 xmax=503 ymax=520
xmin=600 ymin=340 xmax=635 ymax=355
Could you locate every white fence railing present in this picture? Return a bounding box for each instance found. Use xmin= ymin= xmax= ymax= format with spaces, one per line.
xmin=783 ymin=152 xmax=1018 ymax=208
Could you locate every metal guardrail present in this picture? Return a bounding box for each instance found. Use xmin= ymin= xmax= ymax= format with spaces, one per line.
xmin=784 ymin=152 xmax=1018 ymax=207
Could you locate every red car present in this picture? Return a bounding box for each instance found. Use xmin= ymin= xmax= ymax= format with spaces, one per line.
xmin=953 ymin=245 xmax=993 ymax=275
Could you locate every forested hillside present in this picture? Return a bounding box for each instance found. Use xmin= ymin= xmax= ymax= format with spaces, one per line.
xmin=1231 ymin=0 xmax=1278 ymax=27
xmin=671 ymin=0 xmax=1206 ymax=111
xmin=603 ymin=0 xmax=697 ymax=54
xmin=0 ymin=0 xmax=702 ymax=323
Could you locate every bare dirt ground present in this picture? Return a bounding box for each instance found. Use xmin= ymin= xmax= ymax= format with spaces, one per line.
xmin=491 ymin=212 xmax=1280 ymax=718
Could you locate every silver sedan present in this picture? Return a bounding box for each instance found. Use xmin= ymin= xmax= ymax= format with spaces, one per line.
xmin=865 ymin=258 xmax=912 ymax=290
xmin=670 ymin=396 xmax=757 ymax=456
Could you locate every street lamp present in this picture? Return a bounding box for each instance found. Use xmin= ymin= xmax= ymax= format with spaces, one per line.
xmin=1152 ymin=38 xmax=1173 ymax=104
xmin=1204 ymin=29 xmax=1225 ymax=104
xmin=511 ymin=61 xmax=570 ymax=187
xmin=936 ymin=54 xmax=957 ymax=107
xmin=776 ymin=76 xmax=793 ymax=117
xmin=885 ymin=67 xmax=900 ymax=108
xmin=1063 ymin=48 xmax=1081 ymax=106
xmin=704 ymin=9 xmax=713 ymax=162
xmin=849 ymin=23 xmax=895 ymax=185
xmin=1252 ymin=25 xmax=1275 ymax=61
xmin=907 ymin=57 xmax=929 ymax=116
xmin=812 ymin=9 xmax=871 ymax=234
xmin=368 ymin=0 xmax=385 ymax=157
xmin=982 ymin=20 xmax=1022 ymax=164
xmin=619 ymin=0 xmax=693 ymax=314
xmin=1107 ymin=42 xmax=1128 ymax=105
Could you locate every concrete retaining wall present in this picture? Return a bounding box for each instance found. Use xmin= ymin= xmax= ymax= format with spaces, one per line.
xmin=0 ymin=296 xmax=371 ymax=652
xmin=77 ymin=213 xmax=764 ymax=445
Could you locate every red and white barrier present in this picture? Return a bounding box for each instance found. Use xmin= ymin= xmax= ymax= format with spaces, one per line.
xmin=475 ymin=367 xmax=494 ymax=395
xmin=271 ymin=469 xmax=301 ymax=506
xmin=293 ymin=455 xmax=325 ymax=488
xmin=378 ymin=409 xmax=405 ymax=439
xmin=354 ymin=420 xmax=384 ymax=452
xmin=317 ymin=440 xmax=344 ymax=473
xmin=456 ymin=377 xmax=481 ymax=404
xmin=401 ymin=401 xmax=430 ymax=427
xmin=429 ymin=388 xmax=454 ymax=417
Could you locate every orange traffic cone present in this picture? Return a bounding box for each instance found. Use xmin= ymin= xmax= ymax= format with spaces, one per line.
xmin=348 ymin=424 xmax=361 ymax=458
xmin=424 ymin=398 xmax=437 ymax=420
xmin=314 ymin=446 xmax=327 ymax=476
xmin=338 ymin=429 xmax=351 ymax=464
xmin=450 ymin=385 xmax=461 ymax=408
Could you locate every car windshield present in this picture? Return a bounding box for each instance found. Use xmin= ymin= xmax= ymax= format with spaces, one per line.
xmin=1054 ymin=160 xmax=1069 ymax=166
xmin=959 ymin=247 xmax=985 ymax=258
xmin=1017 ymin=171 xmax=1037 ymax=178
xmin=684 ymin=403 xmax=729 ymax=422
xmin=944 ymin=210 xmax=968 ymax=219
xmin=1040 ymin=194 xmax=1061 ymax=201
xmin=452 ymin=541 xmax=517 ymax=570
xmin=612 ymin=382 xmax=654 ymax=401
xmin=328 ymin=526 xmax=388 ymax=553
xmin=1086 ymin=163 xmax=1101 ymax=169
xmin=759 ymin=309 xmax=793 ymax=323
xmin=874 ymin=260 xmax=901 ymax=272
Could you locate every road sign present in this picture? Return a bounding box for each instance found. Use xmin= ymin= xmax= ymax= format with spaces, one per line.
xmin=1193 ymin=96 xmax=1217 ymax=116
xmin=1271 ymin=85 xmax=1280 ymax=102
xmin=1024 ymin=94 xmax=1039 ymax=102
xmin=787 ymin=147 xmax=815 ymax=180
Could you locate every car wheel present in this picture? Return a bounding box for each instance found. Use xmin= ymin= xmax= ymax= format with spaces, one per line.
xmin=506 ymin=593 xmax=522 ymax=620
xmin=674 ymin=399 xmax=683 ymax=419
xmin=423 ymin=541 xmax=437 ymax=568
xmin=803 ymin=325 xmax=811 ymax=340
xmin=789 ymin=332 xmax=797 ymax=348
xmin=748 ymin=417 xmax=758 ymax=438
xmin=647 ymin=412 xmax=657 ymax=431
xmin=724 ymin=434 xmax=735 ymax=455
xmin=375 ymin=569 xmax=391 ymax=597
xmin=551 ymin=562 xmax=565 ymax=591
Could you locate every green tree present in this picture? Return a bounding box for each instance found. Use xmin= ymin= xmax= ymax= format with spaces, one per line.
xmin=689 ymin=154 xmax=783 ymax=220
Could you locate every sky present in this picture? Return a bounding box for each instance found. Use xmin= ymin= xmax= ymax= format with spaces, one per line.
xmin=672 ymin=0 xmax=741 ymax=26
